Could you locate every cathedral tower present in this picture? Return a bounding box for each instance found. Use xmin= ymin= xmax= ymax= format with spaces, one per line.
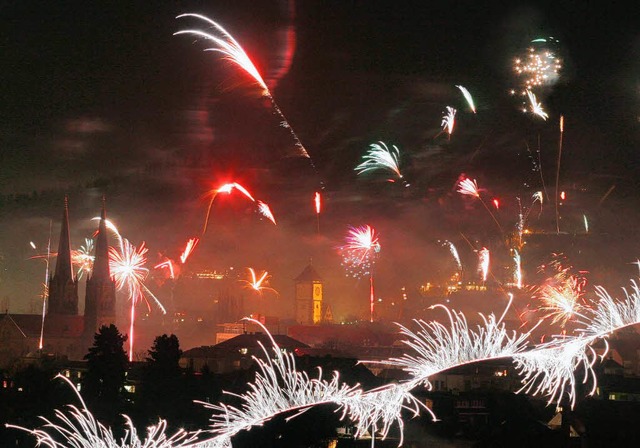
xmin=47 ymin=196 xmax=79 ymax=315
xmin=84 ymin=199 xmax=117 ymax=338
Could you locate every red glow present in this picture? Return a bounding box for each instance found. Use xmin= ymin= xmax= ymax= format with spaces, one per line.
xmin=492 ymin=199 xmax=500 ymax=209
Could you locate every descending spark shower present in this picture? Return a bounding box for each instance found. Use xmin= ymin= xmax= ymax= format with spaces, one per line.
xmin=174 ymin=14 xmax=319 ymax=178
xmin=12 ymin=282 xmax=640 ymax=447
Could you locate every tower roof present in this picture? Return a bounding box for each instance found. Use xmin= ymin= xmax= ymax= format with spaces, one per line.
xmin=295 ymin=264 xmax=322 ymax=282
xmin=53 ymin=195 xmax=74 ymax=281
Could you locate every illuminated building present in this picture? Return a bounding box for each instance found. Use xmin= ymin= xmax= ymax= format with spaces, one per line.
xmin=294 ymin=263 xmax=324 ymax=325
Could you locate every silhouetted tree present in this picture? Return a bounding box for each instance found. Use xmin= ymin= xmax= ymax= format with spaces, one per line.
xmin=82 ymin=324 xmax=128 ymax=424
xmin=139 ymin=334 xmax=193 ymax=427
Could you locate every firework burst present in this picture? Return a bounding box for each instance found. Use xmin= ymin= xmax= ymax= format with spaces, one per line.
xmin=202 ymin=182 xmax=256 ymax=234
xmin=355 ymin=141 xmax=403 ymax=180
xmin=240 ymin=268 xmax=278 ymax=297
xmin=512 ymin=38 xmax=562 ymax=95
xmin=456 ymin=176 xmax=504 ymax=234
xmin=440 ymin=106 xmax=456 ymax=139
xmin=532 ymin=257 xmax=589 ymax=328
xmin=71 ymin=238 xmax=95 ymax=280
xmin=340 ymin=225 xmax=381 ymax=322
xmin=110 ymin=239 xmax=166 ymax=361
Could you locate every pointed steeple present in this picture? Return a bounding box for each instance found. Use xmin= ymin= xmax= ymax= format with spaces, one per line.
xmin=90 ymin=196 xmax=111 ymax=282
xmin=54 ymin=195 xmax=74 ymax=281
xmin=84 ymin=196 xmax=116 ymax=342
xmin=47 ymin=196 xmax=79 ymax=315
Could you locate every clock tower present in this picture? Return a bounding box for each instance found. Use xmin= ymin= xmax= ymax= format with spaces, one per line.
xmin=294 ymin=263 xmax=323 ymax=325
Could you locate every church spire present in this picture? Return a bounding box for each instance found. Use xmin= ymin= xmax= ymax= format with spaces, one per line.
xmin=90 ymin=196 xmax=111 ymax=282
xmin=84 ymin=196 xmax=116 ymax=342
xmin=47 ymin=195 xmax=79 ymax=315
xmin=54 ymin=195 xmax=74 ymax=281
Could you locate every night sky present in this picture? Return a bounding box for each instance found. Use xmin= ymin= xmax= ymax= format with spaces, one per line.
xmin=1 ymin=1 xmax=639 ymax=320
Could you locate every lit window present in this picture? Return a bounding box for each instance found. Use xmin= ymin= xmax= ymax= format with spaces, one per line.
xmin=239 ymin=348 xmax=248 ymax=355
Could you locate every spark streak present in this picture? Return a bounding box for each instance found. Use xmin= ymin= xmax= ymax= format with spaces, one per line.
xmin=526 ymin=90 xmax=549 ymax=120
xmin=456 ymin=176 xmax=504 ymax=234
xmin=314 ymin=191 xmax=321 ymax=233
xmin=175 ymin=14 xmax=317 ymax=172
xmin=440 ymin=106 xmax=456 ymax=139
xmin=257 ymin=200 xmax=277 ymax=225
xmin=441 ymin=240 xmax=462 ymax=273
xmin=180 ymin=237 xmax=200 ymax=264
xmin=455 ymin=85 xmax=476 ymax=113
xmin=478 ymin=247 xmax=490 ymax=283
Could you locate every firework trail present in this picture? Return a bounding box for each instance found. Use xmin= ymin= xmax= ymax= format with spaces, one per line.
xmin=110 ymin=239 xmax=166 ymax=361
xmin=555 ymin=115 xmax=564 ymax=234
xmin=439 ymin=106 xmax=456 ymax=140
xmin=455 ymin=85 xmax=476 ymax=113
xmin=314 ymin=191 xmax=321 ymax=234
xmin=354 ymin=141 xmax=403 ymax=181
xmin=517 ymin=192 xmax=544 ymax=249
xmin=456 ymin=176 xmax=504 ymax=234
xmin=583 ymin=215 xmax=589 ymax=233
xmin=180 ymin=237 xmax=200 ymax=264
xmin=40 ymin=221 xmax=52 ymax=350
xmin=478 ymin=247 xmax=490 ymax=283
xmin=27 ymin=233 xmax=53 ymax=350
xmin=441 ymin=240 xmax=462 ymax=274
xmin=526 ymin=90 xmax=549 ymax=120
xmin=175 ymin=14 xmax=318 ymax=174
xmin=513 ymin=249 xmax=523 ymax=289
xmin=8 ymin=374 xmax=203 ymax=447
xmin=257 ymin=200 xmax=277 ymax=225
xmin=203 ymin=182 xmax=256 ymax=235
xmin=240 ymin=268 xmax=278 ymax=297
xmin=340 ymin=225 xmax=381 ymax=322
xmin=71 ymin=238 xmax=95 ymax=280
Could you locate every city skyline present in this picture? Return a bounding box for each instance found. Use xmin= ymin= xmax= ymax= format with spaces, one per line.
xmin=1 ymin=1 xmax=639 ymax=324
